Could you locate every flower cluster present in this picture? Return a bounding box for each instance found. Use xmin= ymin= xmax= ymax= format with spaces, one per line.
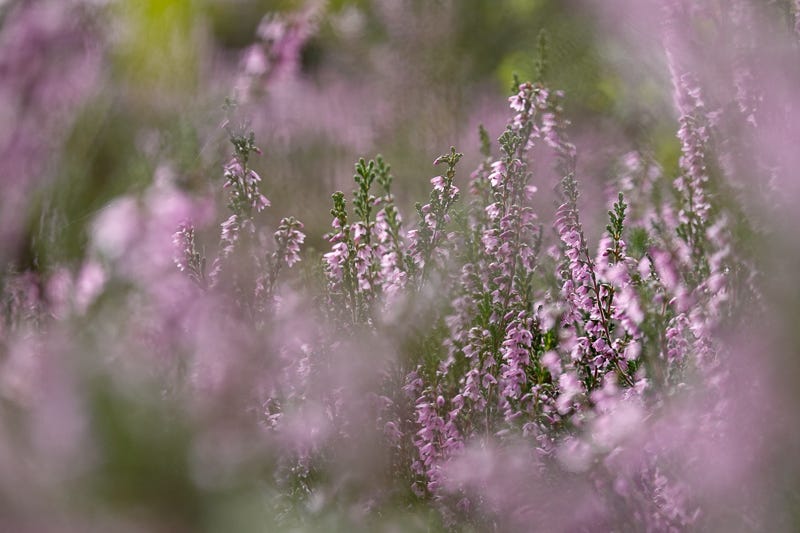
xmin=407 ymin=148 xmax=463 ymax=284
xmin=323 ymin=151 xmax=462 ymax=326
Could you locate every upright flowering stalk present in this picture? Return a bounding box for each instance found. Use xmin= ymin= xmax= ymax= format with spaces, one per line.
xmin=257 ymin=216 xmax=306 ymax=304
xmin=660 ymin=2 xmax=739 ymax=375
xmin=172 ymin=222 xmax=205 ymax=286
xmin=447 ymin=83 xmax=546 ymax=423
xmin=592 ymin=197 xmax=652 ymax=398
xmin=605 ymin=154 xmax=693 ymax=385
xmin=668 ymin=63 xmax=711 ymax=276
xmin=208 ymin=125 xmax=270 ymax=288
xmin=350 ymin=158 xmax=380 ymax=295
xmin=479 ymin=85 xmax=546 ymax=423
xmin=553 ymin=94 xmax=637 ymax=393
xmin=323 ymin=190 xmax=357 ymax=323
xmin=728 ymin=0 xmax=759 ymax=127
xmin=663 ymin=2 xmax=714 ymax=281
xmin=323 ymin=157 xmax=385 ymax=324
xmin=273 ymin=217 xmax=305 ymax=269
xmin=410 ymin=83 xmax=564 ymax=502
xmin=372 ymin=158 xmax=408 ymax=303
xmin=407 ymin=147 xmax=463 ymax=287
xmin=410 ymin=385 xmax=464 ymax=497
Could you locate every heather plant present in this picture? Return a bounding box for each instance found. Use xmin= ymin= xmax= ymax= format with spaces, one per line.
xmin=2 ymin=1 xmax=800 ymax=532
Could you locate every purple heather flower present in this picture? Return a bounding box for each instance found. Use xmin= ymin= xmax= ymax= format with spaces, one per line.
xmin=323 ymin=241 xmax=348 ymax=281
xmin=274 ymin=217 xmax=306 ymax=268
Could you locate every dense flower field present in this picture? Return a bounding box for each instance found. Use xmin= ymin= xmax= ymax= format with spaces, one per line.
xmin=2 ymin=0 xmax=800 ymax=531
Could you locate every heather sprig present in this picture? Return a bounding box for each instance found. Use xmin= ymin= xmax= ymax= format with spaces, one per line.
xmin=555 ymin=131 xmax=637 ymax=390
xmin=323 ymin=190 xmax=357 ymax=322
xmin=222 ymin=128 xmax=270 ymax=217
xmin=353 ymin=158 xmax=378 ymax=229
xmin=324 ymin=158 xmax=383 ymax=324
xmin=606 ymin=193 xmax=627 ymax=256
xmin=409 ymin=147 xmax=463 ymax=285
xmin=172 ymin=222 xmax=205 ymax=286
xmin=373 ymin=157 xmax=408 ymax=302
xmin=259 ymin=216 xmax=306 ymax=303
xmin=374 ymin=156 xmax=403 ymax=253
xmin=663 ymin=4 xmax=719 ymax=286
xmin=409 ymin=82 xmax=582 ymax=499
xmin=207 ymin=117 xmax=269 ymax=288
xmin=273 ymin=216 xmax=306 ymax=269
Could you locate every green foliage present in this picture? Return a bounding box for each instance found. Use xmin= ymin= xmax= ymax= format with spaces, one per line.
xmin=330 ymin=191 xmax=348 ymax=229
xmin=353 ymin=158 xmax=378 ymax=225
xmin=607 ymin=193 xmax=627 ymax=243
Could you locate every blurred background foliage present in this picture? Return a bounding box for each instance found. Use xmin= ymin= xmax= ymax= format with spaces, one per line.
xmin=6 ymin=0 xmax=681 ymax=272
